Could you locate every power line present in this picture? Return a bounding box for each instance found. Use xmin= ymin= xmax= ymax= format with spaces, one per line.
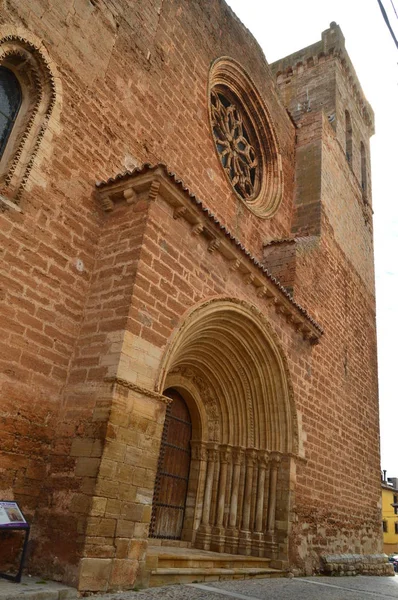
xmin=377 ymin=0 xmax=398 ymax=49
xmin=390 ymin=0 xmax=398 ymax=20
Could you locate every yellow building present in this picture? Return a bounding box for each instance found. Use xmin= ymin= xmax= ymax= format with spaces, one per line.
xmin=382 ymin=475 xmax=398 ymax=554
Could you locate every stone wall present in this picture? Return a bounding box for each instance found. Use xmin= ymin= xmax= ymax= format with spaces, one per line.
xmin=0 ymin=0 xmax=382 ymax=592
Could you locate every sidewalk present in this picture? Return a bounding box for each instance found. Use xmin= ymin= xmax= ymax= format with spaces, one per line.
xmin=0 ymin=576 xmax=77 ymax=600
xmin=93 ymin=574 xmax=398 ymax=600
xmin=1 ymin=574 xmax=397 ymax=600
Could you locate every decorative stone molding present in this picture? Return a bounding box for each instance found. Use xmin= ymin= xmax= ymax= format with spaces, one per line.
xmin=157 ymin=298 xmax=299 ymax=455
xmin=103 ymin=376 xmax=172 ymax=404
xmin=208 ymin=57 xmax=284 ymax=218
xmin=96 ymin=163 xmax=323 ymax=344
xmin=0 ymin=30 xmax=59 ymax=202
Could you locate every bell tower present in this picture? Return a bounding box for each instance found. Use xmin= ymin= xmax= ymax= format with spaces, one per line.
xmin=268 ymin=23 xmax=375 ymax=292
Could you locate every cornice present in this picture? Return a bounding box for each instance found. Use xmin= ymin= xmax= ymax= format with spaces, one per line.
xmin=96 ymin=163 xmax=323 ymax=344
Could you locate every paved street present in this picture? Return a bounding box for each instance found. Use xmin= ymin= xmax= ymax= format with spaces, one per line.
xmin=92 ymin=575 xmax=398 ymax=600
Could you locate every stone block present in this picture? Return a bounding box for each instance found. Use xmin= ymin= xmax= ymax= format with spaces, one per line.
xmin=110 ymin=558 xmax=139 ymax=588
xmin=78 ymin=558 xmax=112 ymax=592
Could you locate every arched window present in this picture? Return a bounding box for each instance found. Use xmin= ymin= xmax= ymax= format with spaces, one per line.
xmin=0 ymin=67 xmax=22 ymax=158
xmin=345 ymin=110 xmax=352 ymax=165
xmin=360 ymin=141 xmax=367 ymax=194
xmin=0 ymin=34 xmax=58 ymax=203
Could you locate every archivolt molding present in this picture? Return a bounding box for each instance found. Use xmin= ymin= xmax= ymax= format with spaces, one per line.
xmin=157 ymin=297 xmax=299 ymax=455
xmin=0 ymin=28 xmax=60 ymax=203
xmin=166 ymin=365 xmax=220 ymax=442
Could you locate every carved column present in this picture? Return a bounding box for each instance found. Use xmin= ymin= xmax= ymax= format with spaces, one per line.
xmin=189 ymin=441 xmax=208 ymax=536
xmin=229 ymin=448 xmax=243 ymax=528
xmin=216 ymin=445 xmax=231 ymax=527
xmin=266 ymin=452 xmax=281 ymax=535
xmin=224 ymin=446 xmax=243 ymax=554
xmin=212 ymin=444 xmax=231 ymax=552
xmin=195 ymin=443 xmax=218 ymax=550
xmin=202 ymin=444 xmax=218 ymax=526
xmin=255 ymin=452 xmax=268 ymax=532
xmin=239 ymin=448 xmax=257 ymax=555
xmin=252 ymin=451 xmax=269 ymax=557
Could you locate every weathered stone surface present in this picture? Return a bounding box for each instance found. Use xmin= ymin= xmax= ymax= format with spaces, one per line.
xmin=0 ymin=0 xmax=380 ymax=594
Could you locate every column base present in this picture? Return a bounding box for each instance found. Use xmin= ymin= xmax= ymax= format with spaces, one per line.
xmin=195 ymin=525 xmax=213 ymax=551
xmin=224 ymin=527 xmax=239 ymax=554
xmin=238 ymin=529 xmax=252 ymax=555
xmin=263 ymin=533 xmax=278 ymax=560
xmin=251 ymin=532 xmax=265 ymax=557
xmin=210 ymin=526 xmax=226 ymax=553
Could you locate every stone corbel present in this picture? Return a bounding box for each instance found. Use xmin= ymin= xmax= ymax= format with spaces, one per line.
xmin=147 ymin=179 xmax=161 ymax=202
xmin=191 ymin=222 xmax=204 ymax=236
xmin=208 ymin=238 xmax=221 ymax=253
xmin=123 ymin=187 xmax=137 ymax=204
xmin=275 ymin=300 xmax=287 ymax=314
xmin=301 ymin=325 xmax=313 ymax=341
xmin=244 ymin=273 xmax=254 ymax=286
xmin=98 ymin=193 xmax=114 ymax=212
xmin=229 ymin=258 xmax=242 ymax=272
xmin=256 ymin=285 xmax=275 ymax=300
xmin=173 ymin=205 xmax=187 ymax=219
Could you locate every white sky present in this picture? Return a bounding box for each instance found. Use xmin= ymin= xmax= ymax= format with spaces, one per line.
xmin=226 ymin=0 xmax=398 ymax=477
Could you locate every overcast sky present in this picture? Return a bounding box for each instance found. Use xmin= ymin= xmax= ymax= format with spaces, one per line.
xmin=226 ymin=0 xmax=398 ymax=476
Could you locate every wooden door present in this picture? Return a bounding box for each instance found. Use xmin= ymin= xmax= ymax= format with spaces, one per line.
xmin=149 ymin=389 xmax=192 ymax=539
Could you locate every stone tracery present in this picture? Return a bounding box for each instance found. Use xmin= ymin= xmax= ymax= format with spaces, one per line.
xmin=210 ymin=89 xmax=258 ymax=200
xmin=208 ymin=57 xmax=284 ymax=218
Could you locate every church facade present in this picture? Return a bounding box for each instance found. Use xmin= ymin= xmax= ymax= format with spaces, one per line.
xmin=0 ymin=0 xmax=387 ymax=592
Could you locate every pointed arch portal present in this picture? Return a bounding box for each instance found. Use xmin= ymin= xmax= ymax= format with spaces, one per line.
xmin=153 ymin=299 xmax=298 ymax=560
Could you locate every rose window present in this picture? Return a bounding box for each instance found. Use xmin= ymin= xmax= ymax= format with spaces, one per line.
xmin=210 ymin=89 xmax=259 ymax=201
xmin=208 ymin=57 xmax=283 ymax=218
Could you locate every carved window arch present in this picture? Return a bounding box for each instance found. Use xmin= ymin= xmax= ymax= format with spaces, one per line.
xmin=0 ymin=35 xmax=57 ymax=203
xmin=345 ymin=110 xmax=352 ymax=165
xmin=208 ymin=57 xmax=283 ymax=219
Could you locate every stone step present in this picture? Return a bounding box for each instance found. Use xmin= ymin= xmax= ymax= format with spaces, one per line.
xmin=156 ymin=555 xmax=272 ymax=569
xmin=149 ymin=566 xmax=286 ymax=587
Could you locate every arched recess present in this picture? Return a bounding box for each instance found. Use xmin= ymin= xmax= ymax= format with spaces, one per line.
xmin=155 ymin=298 xmax=298 ymax=561
xmin=345 ymin=110 xmax=352 ymax=165
xmin=0 ymin=32 xmax=59 ymax=200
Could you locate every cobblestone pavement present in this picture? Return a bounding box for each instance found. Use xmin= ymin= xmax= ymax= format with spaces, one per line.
xmin=92 ymin=574 xmax=398 ymax=600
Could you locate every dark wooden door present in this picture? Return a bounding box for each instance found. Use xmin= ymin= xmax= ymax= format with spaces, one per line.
xmin=149 ymin=389 xmax=192 ymax=539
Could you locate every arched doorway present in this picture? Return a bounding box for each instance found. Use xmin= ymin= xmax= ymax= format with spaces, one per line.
xmin=149 ymin=389 xmax=192 ymax=540
xmin=156 ymin=299 xmax=298 ymax=562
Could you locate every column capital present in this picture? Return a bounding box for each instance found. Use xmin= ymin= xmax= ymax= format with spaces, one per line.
xmin=270 ymin=451 xmax=282 ymax=467
xmin=245 ymin=447 xmax=258 ymax=466
xmin=207 ymin=443 xmax=219 ymax=462
xmin=258 ymin=450 xmax=269 ymax=467
xmin=219 ymin=444 xmax=232 ymax=463
xmin=190 ymin=440 xmax=207 ymax=461
xmin=232 ymin=446 xmax=245 ymax=464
